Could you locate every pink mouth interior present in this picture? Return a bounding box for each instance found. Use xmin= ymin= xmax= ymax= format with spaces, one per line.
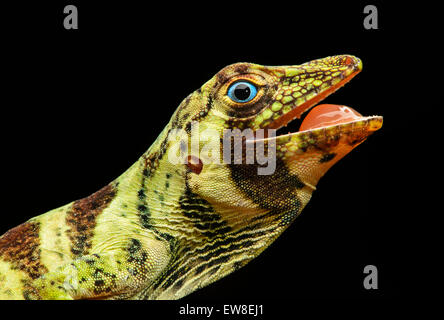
xmin=299 ymin=104 xmax=363 ymax=131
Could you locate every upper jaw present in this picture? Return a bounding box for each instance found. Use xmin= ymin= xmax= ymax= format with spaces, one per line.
xmin=251 ymin=55 xmax=365 ymax=132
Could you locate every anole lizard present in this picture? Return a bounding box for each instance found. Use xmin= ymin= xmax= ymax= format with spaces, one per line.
xmin=0 ymin=55 xmax=382 ymax=299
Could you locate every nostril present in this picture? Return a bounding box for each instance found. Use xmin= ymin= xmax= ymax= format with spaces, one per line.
xmin=345 ymin=56 xmax=354 ymax=65
xmin=343 ymin=56 xmax=362 ymax=71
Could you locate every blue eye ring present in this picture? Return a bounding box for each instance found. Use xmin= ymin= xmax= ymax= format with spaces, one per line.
xmin=227 ymin=81 xmax=258 ymax=103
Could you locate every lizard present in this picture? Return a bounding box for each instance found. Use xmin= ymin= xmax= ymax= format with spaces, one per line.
xmin=0 ymin=55 xmax=382 ymax=300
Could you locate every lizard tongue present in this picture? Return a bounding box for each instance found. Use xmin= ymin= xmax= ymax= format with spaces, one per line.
xmin=299 ymin=104 xmax=363 ymax=131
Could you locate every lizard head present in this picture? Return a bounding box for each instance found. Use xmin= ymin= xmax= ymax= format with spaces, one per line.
xmin=149 ymin=55 xmax=382 ymax=298
xmin=169 ymin=55 xmax=382 ymax=224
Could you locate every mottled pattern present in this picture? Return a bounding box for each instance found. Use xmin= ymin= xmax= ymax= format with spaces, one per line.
xmin=0 ymin=55 xmax=382 ymax=300
xmin=0 ymin=221 xmax=47 ymax=279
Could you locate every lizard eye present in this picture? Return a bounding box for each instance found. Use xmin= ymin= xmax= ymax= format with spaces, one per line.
xmin=227 ymin=81 xmax=257 ymax=103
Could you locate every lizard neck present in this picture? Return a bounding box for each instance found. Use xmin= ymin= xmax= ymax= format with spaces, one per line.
xmin=113 ymin=125 xmax=309 ymax=299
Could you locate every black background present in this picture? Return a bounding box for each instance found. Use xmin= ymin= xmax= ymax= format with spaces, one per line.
xmin=0 ymin=0 xmax=428 ymax=311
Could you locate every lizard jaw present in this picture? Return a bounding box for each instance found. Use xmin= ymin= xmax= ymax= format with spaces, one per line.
xmin=263 ymin=107 xmax=383 ymax=163
xmin=268 ymin=115 xmax=383 ymax=188
xmin=252 ymin=55 xmax=364 ymax=132
xmin=272 ymin=105 xmax=383 ymax=143
xmin=252 ymin=55 xmax=383 ymax=152
xmin=273 ymin=114 xmax=383 ymax=146
xmin=256 ymin=114 xmax=382 ymax=151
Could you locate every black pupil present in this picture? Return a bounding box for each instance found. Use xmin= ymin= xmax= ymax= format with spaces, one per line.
xmin=234 ymin=83 xmax=251 ymax=101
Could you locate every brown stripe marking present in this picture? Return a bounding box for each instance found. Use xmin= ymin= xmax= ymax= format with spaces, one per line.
xmin=66 ymin=183 xmax=117 ymax=257
xmin=0 ymin=221 xmax=48 ymax=279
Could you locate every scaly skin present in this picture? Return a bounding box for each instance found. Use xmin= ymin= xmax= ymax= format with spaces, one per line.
xmin=0 ymin=55 xmax=382 ymax=299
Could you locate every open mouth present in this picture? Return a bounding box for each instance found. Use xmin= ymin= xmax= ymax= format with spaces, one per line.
xmin=240 ymin=55 xmax=382 ymax=184
xmin=257 ymin=55 xmax=383 ymax=142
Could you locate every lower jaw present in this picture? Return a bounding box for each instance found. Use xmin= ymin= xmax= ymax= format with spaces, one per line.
xmin=268 ymin=103 xmax=382 ymax=148
xmin=274 ymin=115 xmax=383 ymax=152
xmin=271 ymin=116 xmax=382 ymax=189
